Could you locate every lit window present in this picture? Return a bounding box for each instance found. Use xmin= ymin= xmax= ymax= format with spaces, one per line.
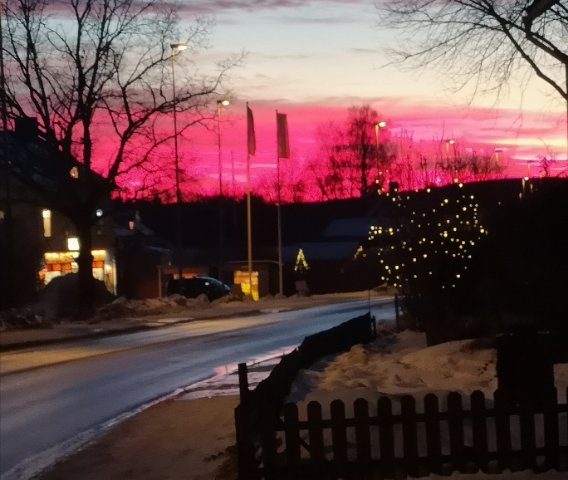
xmin=70 ymin=166 xmax=79 ymax=179
xmin=67 ymin=237 xmax=80 ymax=251
xmin=42 ymin=209 xmax=52 ymax=237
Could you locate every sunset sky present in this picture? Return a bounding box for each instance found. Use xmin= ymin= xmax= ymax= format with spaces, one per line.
xmin=169 ymin=0 xmax=566 ymax=194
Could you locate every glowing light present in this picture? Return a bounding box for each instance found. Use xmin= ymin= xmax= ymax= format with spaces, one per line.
xmin=170 ymin=43 xmax=188 ymax=52
xmin=67 ymin=237 xmax=80 ymax=251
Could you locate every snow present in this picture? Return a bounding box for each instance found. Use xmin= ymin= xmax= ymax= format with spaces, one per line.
xmin=181 ymin=326 xmax=568 ymax=478
xmin=281 ymin=329 xmax=567 ymax=479
xmin=288 ymin=329 xmax=568 ymax=404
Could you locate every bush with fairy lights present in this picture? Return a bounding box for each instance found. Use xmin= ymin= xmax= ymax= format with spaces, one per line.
xmin=361 ymin=178 xmax=568 ymax=344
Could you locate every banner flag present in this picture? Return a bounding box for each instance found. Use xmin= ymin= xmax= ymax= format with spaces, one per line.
xmin=247 ymin=103 xmax=256 ymax=156
xmin=276 ymin=112 xmax=290 ymax=159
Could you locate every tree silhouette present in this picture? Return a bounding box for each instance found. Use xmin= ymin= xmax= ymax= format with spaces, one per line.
xmin=1 ymin=0 xmax=241 ymax=313
xmin=312 ymin=105 xmax=393 ymax=198
xmin=380 ymin=1 xmax=567 ymax=104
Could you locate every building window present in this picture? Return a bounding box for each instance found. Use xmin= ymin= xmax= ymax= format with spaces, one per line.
xmin=67 ymin=237 xmax=80 ymax=251
xmin=42 ymin=209 xmax=52 ymax=237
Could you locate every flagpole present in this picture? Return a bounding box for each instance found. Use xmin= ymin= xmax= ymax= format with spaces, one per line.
xmin=246 ymin=103 xmax=253 ymax=300
xmin=276 ymin=110 xmax=283 ymax=297
xmin=247 ymin=151 xmax=253 ymax=299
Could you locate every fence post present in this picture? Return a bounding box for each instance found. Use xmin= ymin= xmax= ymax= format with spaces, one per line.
xmin=470 ymin=390 xmax=489 ymax=473
xmin=394 ymin=293 xmax=400 ymax=331
xmin=448 ymin=392 xmax=466 ymax=473
xmin=543 ymin=388 xmax=559 ymax=471
xmin=354 ymin=398 xmax=371 ymax=470
xmin=401 ymin=395 xmax=419 ymax=477
xmin=424 ymin=393 xmax=442 ymax=476
xmin=284 ymin=403 xmax=302 ymax=477
xmin=235 ymin=403 xmax=258 ymax=480
xmin=494 ymin=389 xmax=513 ymax=473
xmin=238 ymin=362 xmax=249 ymax=402
xmin=378 ymin=396 xmax=395 ymax=478
xmin=307 ymin=401 xmax=326 ymax=479
xmin=331 ymin=399 xmax=348 ymax=476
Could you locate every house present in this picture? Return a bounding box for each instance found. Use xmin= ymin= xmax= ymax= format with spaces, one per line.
xmin=0 ymin=119 xmax=116 ymax=308
xmin=282 ymin=216 xmax=379 ymax=294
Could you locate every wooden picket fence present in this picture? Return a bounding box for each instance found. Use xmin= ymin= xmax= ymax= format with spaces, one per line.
xmin=235 ymin=388 xmax=568 ymax=479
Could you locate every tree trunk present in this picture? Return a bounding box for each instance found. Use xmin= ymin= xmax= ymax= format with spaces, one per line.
xmin=76 ymin=221 xmax=94 ymax=317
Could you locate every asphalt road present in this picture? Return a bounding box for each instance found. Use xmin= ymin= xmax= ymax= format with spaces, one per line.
xmin=0 ymin=297 xmax=394 ymax=480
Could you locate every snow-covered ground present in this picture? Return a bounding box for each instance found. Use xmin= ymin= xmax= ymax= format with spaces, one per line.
xmin=185 ymin=327 xmax=568 ymax=479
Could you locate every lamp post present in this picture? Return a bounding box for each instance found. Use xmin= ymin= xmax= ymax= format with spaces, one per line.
xmin=170 ymin=42 xmax=187 ymax=280
xmin=216 ymin=99 xmax=229 ymax=281
xmin=374 ymin=121 xmax=386 ymax=192
xmin=216 ymin=99 xmax=230 ymax=197
xmin=445 ymin=138 xmax=457 ymax=180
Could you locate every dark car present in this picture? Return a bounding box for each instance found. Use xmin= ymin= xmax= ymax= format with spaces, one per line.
xmin=166 ymin=276 xmax=231 ymax=301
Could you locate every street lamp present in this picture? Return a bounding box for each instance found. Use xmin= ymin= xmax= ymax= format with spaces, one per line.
xmin=374 ymin=121 xmax=387 ymax=148
xmin=216 ymin=99 xmax=230 ymax=196
xmin=170 ymin=42 xmax=187 ymax=280
xmin=374 ymin=121 xmax=387 ymax=191
xmin=494 ymin=148 xmax=503 ymax=164
xmin=445 ymin=138 xmax=456 ymax=156
xmin=216 ymin=99 xmax=229 ymax=282
xmin=445 ymin=138 xmax=457 ymax=180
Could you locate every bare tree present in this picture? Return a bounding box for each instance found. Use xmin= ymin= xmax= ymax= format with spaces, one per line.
xmin=312 ymin=105 xmax=393 ymax=198
xmin=1 ymin=0 xmax=240 ymax=312
xmin=380 ymin=1 xmax=567 ymax=129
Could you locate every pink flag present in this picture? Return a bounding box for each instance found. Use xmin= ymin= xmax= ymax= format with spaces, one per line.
xmin=247 ymin=104 xmax=256 ymax=156
xmin=276 ymin=112 xmax=290 ymax=159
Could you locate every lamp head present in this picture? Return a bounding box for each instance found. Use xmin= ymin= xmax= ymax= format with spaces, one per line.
xmin=217 ymin=99 xmax=230 ymax=107
xmin=170 ymin=43 xmax=188 ymax=53
xmin=377 ymin=121 xmax=387 ymax=128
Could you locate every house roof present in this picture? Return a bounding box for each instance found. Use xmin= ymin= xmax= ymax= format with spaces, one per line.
xmin=323 ymin=217 xmax=375 ymax=239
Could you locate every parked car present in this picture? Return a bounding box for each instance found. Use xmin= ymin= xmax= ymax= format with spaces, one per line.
xmin=166 ymin=276 xmax=230 ymax=301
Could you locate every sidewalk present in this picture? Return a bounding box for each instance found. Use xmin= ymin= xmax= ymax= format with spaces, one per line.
xmin=28 ymin=357 xmax=284 ymax=480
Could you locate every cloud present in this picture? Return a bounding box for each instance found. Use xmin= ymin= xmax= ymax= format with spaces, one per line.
xmin=174 ymin=0 xmax=369 ymax=15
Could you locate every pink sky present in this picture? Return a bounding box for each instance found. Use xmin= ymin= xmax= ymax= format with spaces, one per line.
xmin=165 ymin=0 xmax=566 ymax=196
xmin=182 ymin=99 xmax=566 ymax=196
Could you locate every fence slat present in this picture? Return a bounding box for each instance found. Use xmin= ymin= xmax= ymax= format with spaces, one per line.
xmin=331 ymin=400 xmax=348 ymax=467
xmin=235 ymin=403 xmax=260 ymax=480
xmin=378 ymin=396 xmax=395 ymax=478
xmin=260 ymin=406 xmax=279 ymax=478
xmin=519 ymin=400 xmax=537 ymax=471
xmin=401 ymin=395 xmax=419 ymax=477
xmin=424 ymin=393 xmax=442 ymax=476
xmin=283 ymin=403 xmax=302 ymax=478
xmin=354 ymin=398 xmax=372 ymax=466
xmin=470 ymin=390 xmax=489 ymax=473
xmin=543 ymin=388 xmax=559 ymax=471
xmin=494 ymin=389 xmax=513 ymax=473
xmin=565 ymin=387 xmax=568 ymax=472
xmin=448 ymin=392 xmax=466 ymax=473
xmin=307 ymin=401 xmax=327 ymax=479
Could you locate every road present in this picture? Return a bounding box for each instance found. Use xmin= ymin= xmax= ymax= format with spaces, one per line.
xmin=0 ymin=297 xmax=394 ymax=480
